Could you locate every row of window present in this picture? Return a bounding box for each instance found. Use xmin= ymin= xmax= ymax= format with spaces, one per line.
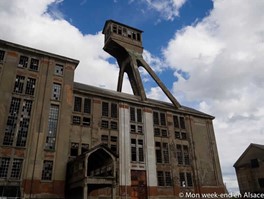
xmin=0 ymin=49 xmax=65 ymax=76
xmin=111 ymin=24 xmax=141 ymax=42
xmin=0 ymin=157 xmax=193 ymax=187
xmin=18 ymin=55 xmax=39 ymax=71
xmin=14 ymin=75 xmax=36 ymax=96
xmin=131 ymin=140 xmax=190 ymax=165
xmin=72 ymin=115 xmax=91 ymax=126
xmin=3 ymin=97 xmax=33 ymax=147
xmin=0 ymin=157 xmax=23 ymax=180
xmin=18 ymin=55 xmax=64 ymax=76
xmin=101 ymin=135 xmax=118 ymax=154
xmin=45 ymin=104 xmax=59 ymax=150
xmin=74 ymin=97 xmax=91 ymax=113
xmin=157 ymin=171 xmax=193 ymax=187
xmin=13 ymin=76 xmax=62 ymax=102
xmin=70 ymin=143 xmax=89 ymax=156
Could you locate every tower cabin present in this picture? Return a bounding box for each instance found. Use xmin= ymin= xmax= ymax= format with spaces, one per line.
xmin=102 ymin=20 xmax=180 ymax=108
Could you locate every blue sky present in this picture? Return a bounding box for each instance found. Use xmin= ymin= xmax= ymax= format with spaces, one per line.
xmin=1 ymin=0 xmax=264 ymax=193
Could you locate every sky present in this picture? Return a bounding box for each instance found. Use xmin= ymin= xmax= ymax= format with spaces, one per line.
xmin=0 ymin=0 xmax=264 ymax=193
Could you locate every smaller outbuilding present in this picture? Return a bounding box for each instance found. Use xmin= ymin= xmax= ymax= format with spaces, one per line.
xmin=234 ymin=143 xmax=264 ymax=194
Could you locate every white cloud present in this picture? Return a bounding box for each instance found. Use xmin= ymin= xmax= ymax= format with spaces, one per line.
xmin=163 ymin=0 xmax=264 ymax=192
xmin=142 ymin=0 xmax=187 ymax=20
xmin=0 ymin=0 xmax=133 ymax=93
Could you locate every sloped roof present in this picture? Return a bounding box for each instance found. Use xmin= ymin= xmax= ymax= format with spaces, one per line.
xmin=233 ymin=143 xmax=264 ymax=167
xmin=73 ymin=82 xmax=214 ymax=119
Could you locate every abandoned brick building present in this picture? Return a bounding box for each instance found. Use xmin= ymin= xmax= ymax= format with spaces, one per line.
xmin=0 ymin=20 xmax=226 ymax=198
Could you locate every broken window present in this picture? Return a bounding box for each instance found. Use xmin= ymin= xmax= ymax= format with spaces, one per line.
xmin=130 ymin=107 xmax=136 ymax=122
xmin=0 ymin=50 xmax=5 ymax=62
xmin=29 ymin=58 xmax=39 ymax=71
xmin=165 ymin=172 xmax=172 ymax=186
xmin=176 ymin=145 xmax=183 ymax=165
xmin=175 ymin=131 xmax=180 ymax=139
xmin=122 ymin=28 xmax=127 ymax=36
xmin=83 ymin=98 xmax=91 ymax=114
xmin=3 ymin=98 xmax=21 ymax=146
xmin=131 ymin=139 xmax=137 ymax=161
xmin=153 ymin=111 xmax=159 ymax=125
xmin=111 ymin=103 xmax=118 ymax=118
xmin=163 ymin=143 xmax=170 ymax=163
xmin=110 ymin=121 xmax=117 ymax=130
xmin=102 ymin=102 xmax=109 ymax=117
xmin=153 ymin=111 xmax=166 ymax=126
xmin=101 ymin=135 xmax=108 ymax=143
xmin=181 ymin=132 xmax=187 ymax=140
xmin=72 ymin=115 xmax=81 ymax=125
xmin=82 ymin=117 xmax=90 ymax=126
xmin=25 ymin=78 xmax=36 ymax=95
xmin=54 ymin=64 xmax=63 ymax=75
xmin=101 ymin=102 xmax=118 ymax=129
xmin=137 ymin=33 xmax=141 ymax=41
xmin=157 ymin=171 xmax=164 ymax=186
xmin=70 ymin=143 xmax=79 ymax=156
xmin=45 ymin=105 xmax=59 ymax=150
xmin=130 ymin=106 xmax=143 ymax=134
xmin=155 ymin=142 xmax=162 ymax=163
xmin=0 ymin=157 xmax=10 ymax=178
xmin=118 ymin=26 xmax=122 ymax=35
xmin=177 ymin=145 xmax=190 ymax=165
xmin=74 ymin=97 xmax=82 ymax=112
xmin=183 ymin=145 xmax=190 ymax=165
xmin=13 ymin=75 xmax=25 ymax=93
xmin=18 ymin=56 xmax=28 ymax=68
xmin=155 ymin=142 xmax=169 ymax=163
xmin=51 ymin=83 xmax=61 ymax=100
xmin=16 ymin=100 xmax=33 ymax=147
xmin=112 ymin=24 xmax=117 ymax=33
xmin=179 ymin=172 xmax=193 ymax=187
xmin=127 ymin=30 xmax=132 ymax=38
xmin=138 ymin=125 xmax=143 ymax=134
xmin=101 ymin=120 xmax=109 ymax=128
xmin=186 ymin=172 xmax=193 ymax=187
xmin=179 ymin=172 xmax=186 ymax=187
xmin=42 ymin=160 xmax=53 ymax=180
xmin=137 ymin=109 xmax=142 ymax=122
xmin=10 ymin=159 xmax=23 ymax=179
xmin=154 ymin=128 xmax=160 ymax=136
xmin=81 ymin=144 xmax=89 ymax=154
xmin=161 ymin=129 xmax=167 ymax=137
xmin=131 ymin=139 xmax=144 ymax=162
xmin=138 ymin=139 xmax=144 ymax=162
xmin=132 ymin=32 xmax=136 ymax=40
xmin=131 ymin=124 xmax=136 ymax=133
xmin=157 ymin=171 xmax=172 ymax=187
xmin=173 ymin=115 xmax=179 ymax=128
xmin=180 ymin=117 xmax=186 ymax=129
xmin=175 ymin=131 xmax=187 ymax=140
xmin=160 ymin=113 xmax=166 ymax=126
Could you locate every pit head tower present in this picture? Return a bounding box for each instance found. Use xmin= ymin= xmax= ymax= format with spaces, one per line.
xmin=102 ymin=20 xmax=180 ymax=108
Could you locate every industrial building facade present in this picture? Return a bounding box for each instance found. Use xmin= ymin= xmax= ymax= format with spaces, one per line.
xmin=0 ymin=20 xmax=225 ymax=198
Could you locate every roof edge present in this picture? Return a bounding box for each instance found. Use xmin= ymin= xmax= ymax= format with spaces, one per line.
xmin=0 ymin=39 xmax=80 ymax=67
xmin=103 ymin=19 xmax=143 ymax=34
